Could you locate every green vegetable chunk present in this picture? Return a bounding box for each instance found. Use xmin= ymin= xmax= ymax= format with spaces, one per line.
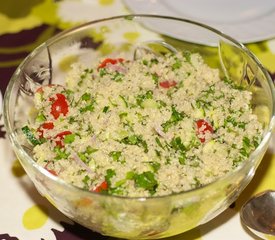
xmin=22 ymin=126 xmax=42 ymax=146
xmin=133 ymin=171 xmax=158 ymax=194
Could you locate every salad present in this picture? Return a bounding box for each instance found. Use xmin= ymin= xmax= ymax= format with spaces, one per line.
xmin=22 ymin=51 xmax=263 ymax=197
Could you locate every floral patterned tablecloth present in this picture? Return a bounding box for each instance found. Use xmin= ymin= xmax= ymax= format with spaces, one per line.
xmin=0 ymin=1 xmax=274 ymax=240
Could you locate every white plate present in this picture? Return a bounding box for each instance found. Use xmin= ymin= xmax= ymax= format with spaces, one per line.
xmin=124 ymin=0 xmax=275 ymax=44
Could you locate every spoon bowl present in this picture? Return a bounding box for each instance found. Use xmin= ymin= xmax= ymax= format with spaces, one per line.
xmin=241 ymin=190 xmax=275 ymax=239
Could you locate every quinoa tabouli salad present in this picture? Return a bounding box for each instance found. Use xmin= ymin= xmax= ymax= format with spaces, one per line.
xmin=22 ymin=51 xmax=263 ymax=197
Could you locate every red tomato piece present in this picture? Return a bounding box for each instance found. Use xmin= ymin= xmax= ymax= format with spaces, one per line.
xmin=47 ymin=169 xmax=58 ymax=176
xmin=159 ymin=80 xmax=177 ymax=89
xmin=54 ymin=130 xmax=72 ymax=147
xmin=36 ymin=86 xmax=44 ymax=94
xmin=196 ymin=119 xmax=213 ymax=143
xmin=50 ymin=93 xmax=69 ymax=119
xmin=36 ymin=84 xmax=59 ymax=94
xmin=93 ymin=181 xmax=108 ymax=193
xmin=44 ymin=162 xmax=58 ymax=176
xmin=37 ymin=122 xmax=54 ymax=138
xmin=98 ymin=58 xmax=124 ymax=69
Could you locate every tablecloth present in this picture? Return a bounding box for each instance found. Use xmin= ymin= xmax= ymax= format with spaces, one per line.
xmin=0 ymin=1 xmax=274 ymax=239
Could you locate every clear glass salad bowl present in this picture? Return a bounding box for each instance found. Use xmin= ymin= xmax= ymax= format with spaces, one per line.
xmin=3 ymin=15 xmax=275 ymax=239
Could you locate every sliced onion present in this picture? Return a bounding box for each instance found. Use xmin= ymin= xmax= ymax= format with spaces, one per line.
xmin=153 ymin=125 xmax=166 ymax=138
xmin=107 ymin=64 xmax=127 ymax=74
xmin=71 ymin=152 xmax=94 ymax=175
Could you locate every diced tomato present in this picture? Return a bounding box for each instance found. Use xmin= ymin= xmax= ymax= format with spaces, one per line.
xmin=47 ymin=169 xmax=58 ymax=176
xmin=98 ymin=58 xmax=124 ymax=69
xmin=44 ymin=162 xmax=58 ymax=176
xmin=159 ymin=80 xmax=177 ymax=89
xmin=50 ymin=93 xmax=69 ymax=119
xmin=37 ymin=122 xmax=54 ymax=138
xmin=54 ymin=130 xmax=72 ymax=147
xmin=36 ymin=86 xmax=44 ymax=94
xmin=36 ymin=84 xmax=58 ymax=94
xmin=196 ymin=119 xmax=213 ymax=143
xmin=93 ymin=181 xmax=108 ymax=193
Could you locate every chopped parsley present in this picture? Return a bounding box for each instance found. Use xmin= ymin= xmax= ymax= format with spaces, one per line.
xmin=161 ymin=105 xmax=186 ymax=132
xmin=120 ymin=134 xmax=148 ymax=153
xmin=136 ymin=90 xmax=153 ymax=108
xmin=133 ymin=171 xmax=158 ymax=195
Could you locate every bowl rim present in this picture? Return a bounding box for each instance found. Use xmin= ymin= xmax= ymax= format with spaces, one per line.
xmin=3 ymin=14 xmax=275 ymax=200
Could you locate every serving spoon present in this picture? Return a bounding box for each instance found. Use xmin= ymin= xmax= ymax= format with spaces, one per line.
xmin=240 ymin=190 xmax=275 ymax=240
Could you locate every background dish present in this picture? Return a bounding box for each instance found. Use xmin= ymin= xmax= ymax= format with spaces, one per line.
xmin=124 ymin=0 xmax=275 ymax=44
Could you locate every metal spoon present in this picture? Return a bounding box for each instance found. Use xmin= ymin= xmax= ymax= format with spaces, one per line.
xmin=240 ymin=190 xmax=275 ymax=240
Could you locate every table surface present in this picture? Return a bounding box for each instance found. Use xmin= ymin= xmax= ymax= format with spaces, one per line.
xmin=0 ymin=1 xmax=274 ymax=240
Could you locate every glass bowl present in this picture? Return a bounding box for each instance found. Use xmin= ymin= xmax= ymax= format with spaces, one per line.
xmin=3 ymin=15 xmax=275 ymax=239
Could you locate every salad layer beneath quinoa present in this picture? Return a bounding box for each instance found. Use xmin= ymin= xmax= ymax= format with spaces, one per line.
xmin=22 ymin=52 xmax=263 ymax=197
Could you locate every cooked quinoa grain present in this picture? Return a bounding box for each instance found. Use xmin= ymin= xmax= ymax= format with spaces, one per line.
xmin=22 ymin=52 xmax=263 ymax=197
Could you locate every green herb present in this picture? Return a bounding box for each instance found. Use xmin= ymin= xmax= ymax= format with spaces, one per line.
xmin=119 ymin=95 xmax=129 ymax=108
xmin=239 ymin=136 xmax=253 ymax=158
xmin=165 ymin=156 xmax=171 ymax=165
xmin=182 ymin=51 xmax=191 ymax=63
xmin=195 ymin=99 xmax=211 ymax=110
xmin=151 ymin=73 xmax=159 ymax=85
xmin=133 ymin=171 xmax=158 ymax=194
xmin=80 ymin=104 xmax=94 ymax=113
xmin=170 ymin=136 xmax=186 ymax=152
xmin=108 ymin=97 xmax=118 ymax=107
xmin=86 ymin=146 xmax=98 ymax=154
xmin=155 ymin=137 xmax=165 ymax=149
xmin=155 ymin=149 xmax=161 ymax=157
xmin=148 ymin=161 xmax=161 ymax=172
xmin=81 ymin=92 xmax=91 ymax=101
xmin=136 ymin=112 xmax=149 ymax=125
xmin=161 ymin=106 xmax=185 ymax=132
xmin=54 ymin=147 xmax=69 ymax=160
xmin=252 ymin=135 xmax=260 ymax=148
xmin=78 ymin=146 xmax=98 ymax=163
xmin=170 ymin=136 xmax=187 ymax=165
xmin=22 ymin=126 xmax=42 ymax=146
xmin=64 ymin=134 xmax=75 ymax=144
xmin=109 ymin=151 xmax=124 ymax=163
xmin=223 ymin=77 xmax=245 ymax=90
xmin=103 ymin=106 xmax=110 ymax=113
xmin=79 ymin=96 xmax=96 ymax=113
xmin=172 ymin=57 xmax=182 ymax=70
xmin=111 ymin=72 xmax=124 ymax=82
xmin=156 ymin=100 xmax=167 ymax=108
xmin=179 ymin=153 xmax=186 ymax=165
xmin=243 ymin=136 xmax=251 ymax=149
xmin=201 ymin=85 xmax=215 ymax=97
xmin=120 ymin=134 xmax=148 ymax=153
xmin=136 ymin=90 xmax=153 ymax=108
xmin=239 ymin=148 xmax=249 ymax=157
xmin=151 ymin=58 xmax=159 ymax=65
xmin=82 ymin=175 xmax=91 ymax=190
xmin=68 ymin=116 xmax=76 ymax=124
xmin=142 ymin=59 xmax=148 ymax=65
xmin=224 ymin=116 xmax=246 ymax=129
xmin=105 ymin=169 xmax=116 ymax=185
xmin=35 ymin=113 xmax=46 ymax=123
xmin=78 ymin=68 xmax=93 ymax=86
xmin=192 ymin=177 xmax=202 ymax=188
xmin=119 ymin=112 xmax=128 ymax=120
xmin=99 ymin=68 xmax=107 ymax=77
xmin=126 ymin=171 xmax=135 ymax=180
